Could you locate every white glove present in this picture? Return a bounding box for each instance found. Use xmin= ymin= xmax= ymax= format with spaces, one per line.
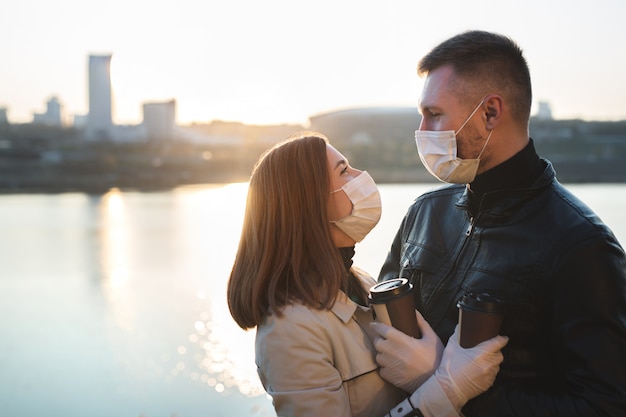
xmin=370 ymin=310 xmax=444 ymax=393
xmin=435 ymin=325 xmax=509 ymax=412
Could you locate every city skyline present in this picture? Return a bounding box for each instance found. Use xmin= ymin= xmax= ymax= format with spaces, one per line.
xmin=1 ymin=0 xmax=625 ymax=126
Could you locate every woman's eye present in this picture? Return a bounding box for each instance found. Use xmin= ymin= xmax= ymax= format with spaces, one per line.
xmin=340 ymin=166 xmax=348 ymax=174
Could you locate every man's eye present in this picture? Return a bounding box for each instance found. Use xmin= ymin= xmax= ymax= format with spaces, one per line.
xmin=341 ymin=166 xmax=348 ymax=174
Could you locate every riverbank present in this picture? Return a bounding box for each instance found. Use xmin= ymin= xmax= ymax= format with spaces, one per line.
xmin=1 ymin=158 xmax=624 ymax=195
xmin=2 ymin=114 xmax=625 ymax=193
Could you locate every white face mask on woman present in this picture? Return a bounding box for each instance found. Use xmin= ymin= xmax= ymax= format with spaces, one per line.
xmin=330 ymin=171 xmax=382 ymax=242
xmin=415 ymin=98 xmax=493 ymax=184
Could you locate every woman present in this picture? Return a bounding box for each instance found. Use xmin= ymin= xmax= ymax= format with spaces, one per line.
xmin=227 ymin=131 xmax=507 ymax=417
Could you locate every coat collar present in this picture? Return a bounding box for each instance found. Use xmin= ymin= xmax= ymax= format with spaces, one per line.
xmin=456 ymin=158 xmax=556 ymax=221
xmin=330 ymin=267 xmax=375 ymax=323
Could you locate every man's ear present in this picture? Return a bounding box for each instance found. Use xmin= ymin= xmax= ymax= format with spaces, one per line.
xmin=484 ymin=95 xmax=503 ymax=130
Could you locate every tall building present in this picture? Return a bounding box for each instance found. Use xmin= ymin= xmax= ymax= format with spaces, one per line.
xmin=86 ymin=54 xmax=113 ymax=139
xmin=143 ymin=99 xmax=177 ymax=140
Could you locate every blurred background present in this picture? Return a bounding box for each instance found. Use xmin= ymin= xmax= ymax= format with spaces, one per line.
xmin=1 ymin=1 xmax=625 ymax=416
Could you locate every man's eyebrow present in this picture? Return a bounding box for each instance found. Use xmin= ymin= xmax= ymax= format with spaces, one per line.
xmin=420 ymin=105 xmax=435 ymax=114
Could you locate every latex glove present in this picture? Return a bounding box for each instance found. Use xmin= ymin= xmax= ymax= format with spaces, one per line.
xmin=370 ymin=310 xmax=444 ymax=393
xmin=435 ymin=325 xmax=509 ymax=412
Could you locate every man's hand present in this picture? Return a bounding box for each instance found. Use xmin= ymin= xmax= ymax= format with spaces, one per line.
xmin=435 ymin=325 xmax=509 ymax=411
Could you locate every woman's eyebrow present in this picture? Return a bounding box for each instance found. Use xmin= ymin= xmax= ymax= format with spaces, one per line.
xmin=334 ymin=159 xmax=347 ymax=170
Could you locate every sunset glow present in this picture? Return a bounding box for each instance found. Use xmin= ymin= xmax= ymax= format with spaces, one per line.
xmin=1 ymin=0 xmax=625 ymax=125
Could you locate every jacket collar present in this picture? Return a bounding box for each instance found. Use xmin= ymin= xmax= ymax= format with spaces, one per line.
xmin=470 ymin=139 xmax=544 ymax=200
xmin=330 ymin=291 xmax=358 ymax=323
xmin=330 ymin=267 xmax=374 ymax=323
xmin=456 ymin=158 xmax=556 ymax=220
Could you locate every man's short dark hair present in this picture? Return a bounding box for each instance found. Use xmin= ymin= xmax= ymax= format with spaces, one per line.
xmin=418 ymin=30 xmax=532 ymax=123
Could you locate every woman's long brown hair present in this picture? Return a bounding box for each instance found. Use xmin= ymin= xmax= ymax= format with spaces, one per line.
xmin=227 ymin=132 xmax=349 ymax=329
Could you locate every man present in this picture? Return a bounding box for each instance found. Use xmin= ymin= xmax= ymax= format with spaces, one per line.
xmin=375 ymin=30 xmax=626 ymax=416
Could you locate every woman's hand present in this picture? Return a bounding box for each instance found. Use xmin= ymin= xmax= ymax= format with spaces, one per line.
xmin=370 ymin=310 xmax=444 ymax=392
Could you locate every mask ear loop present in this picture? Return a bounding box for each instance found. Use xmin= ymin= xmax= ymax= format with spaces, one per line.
xmin=455 ymin=97 xmax=487 ymax=135
xmin=329 ymin=184 xmax=348 ymax=224
xmin=328 ymin=187 xmax=342 ymax=224
xmin=476 ymin=129 xmax=494 ymax=159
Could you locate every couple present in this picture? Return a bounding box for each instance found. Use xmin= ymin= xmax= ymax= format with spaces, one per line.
xmin=227 ymin=31 xmax=626 ymax=417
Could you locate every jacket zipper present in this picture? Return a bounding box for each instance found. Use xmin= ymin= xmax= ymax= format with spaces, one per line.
xmin=466 ymin=216 xmax=475 ymax=236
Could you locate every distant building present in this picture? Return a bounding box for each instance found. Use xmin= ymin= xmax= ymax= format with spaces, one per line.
xmin=33 ymin=96 xmax=63 ymax=126
xmin=143 ymin=99 xmax=177 ymax=140
xmin=309 ymin=107 xmax=420 ymax=147
xmin=86 ymin=54 xmax=113 ymax=140
xmin=110 ymin=124 xmax=147 ymax=143
xmin=0 ymin=107 xmax=8 ymax=125
xmin=72 ymin=114 xmax=88 ymax=128
xmin=536 ymin=101 xmax=553 ymax=120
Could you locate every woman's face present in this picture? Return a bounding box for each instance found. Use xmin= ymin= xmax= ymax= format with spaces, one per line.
xmin=326 ymin=144 xmax=362 ymax=247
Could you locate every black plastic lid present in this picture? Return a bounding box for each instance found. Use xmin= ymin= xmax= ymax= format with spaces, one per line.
xmin=457 ymin=292 xmax=505 ymax=313
xmin=368 ymin=278 xmax=412 ymax=303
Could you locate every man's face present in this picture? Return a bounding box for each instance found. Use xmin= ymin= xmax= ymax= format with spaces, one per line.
xmin=418 ymin=65 xmax=462 ymax=132
xmin=417 ymin=65 xmax=485 ymax=160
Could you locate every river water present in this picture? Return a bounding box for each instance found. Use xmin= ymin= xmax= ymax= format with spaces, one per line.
xmin=1 ymin=183 xmax=624 ymax=417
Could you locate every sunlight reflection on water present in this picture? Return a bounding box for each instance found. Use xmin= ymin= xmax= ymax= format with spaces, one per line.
xmin=171 ymin=183 xmax=269 ymax=398
xmin=0 ymin=183 xmax=276 ymax=417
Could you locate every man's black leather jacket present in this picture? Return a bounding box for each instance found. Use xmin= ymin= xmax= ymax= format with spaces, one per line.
xmin=379 ymin=160 xmax=626 ymax=416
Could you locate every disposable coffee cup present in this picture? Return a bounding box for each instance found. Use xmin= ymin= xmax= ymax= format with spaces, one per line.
xmin=457 ymin=292 xmax=505 ymax=348
xmin=368 ymin=278 xmax=421 ymax=339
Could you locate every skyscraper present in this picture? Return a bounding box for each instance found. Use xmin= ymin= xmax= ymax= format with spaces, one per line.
xmin=86 ymin=54 xmax=113 ymax=139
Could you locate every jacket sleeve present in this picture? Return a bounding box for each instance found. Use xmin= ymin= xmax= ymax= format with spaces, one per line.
xmin=463 ymin=234 xmax=626 ymax=417
xmin=256 ymin=307 xmax=352 ymax=417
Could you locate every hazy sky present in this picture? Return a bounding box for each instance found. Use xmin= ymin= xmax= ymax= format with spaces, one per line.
xmin=1 ymin=0 xmax=625 ymax=125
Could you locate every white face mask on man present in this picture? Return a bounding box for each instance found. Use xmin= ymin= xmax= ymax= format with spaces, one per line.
xmin=330 ymin=171 xmax=382 ymax=243
xmin=415 ymin=98 xmax=493 ymax=184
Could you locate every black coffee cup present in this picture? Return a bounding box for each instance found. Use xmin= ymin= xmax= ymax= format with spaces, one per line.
xmin=457 ymin=292 xmax=505 ymax=348
xmin=369 ymin=278 xmax=421 ymax=339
